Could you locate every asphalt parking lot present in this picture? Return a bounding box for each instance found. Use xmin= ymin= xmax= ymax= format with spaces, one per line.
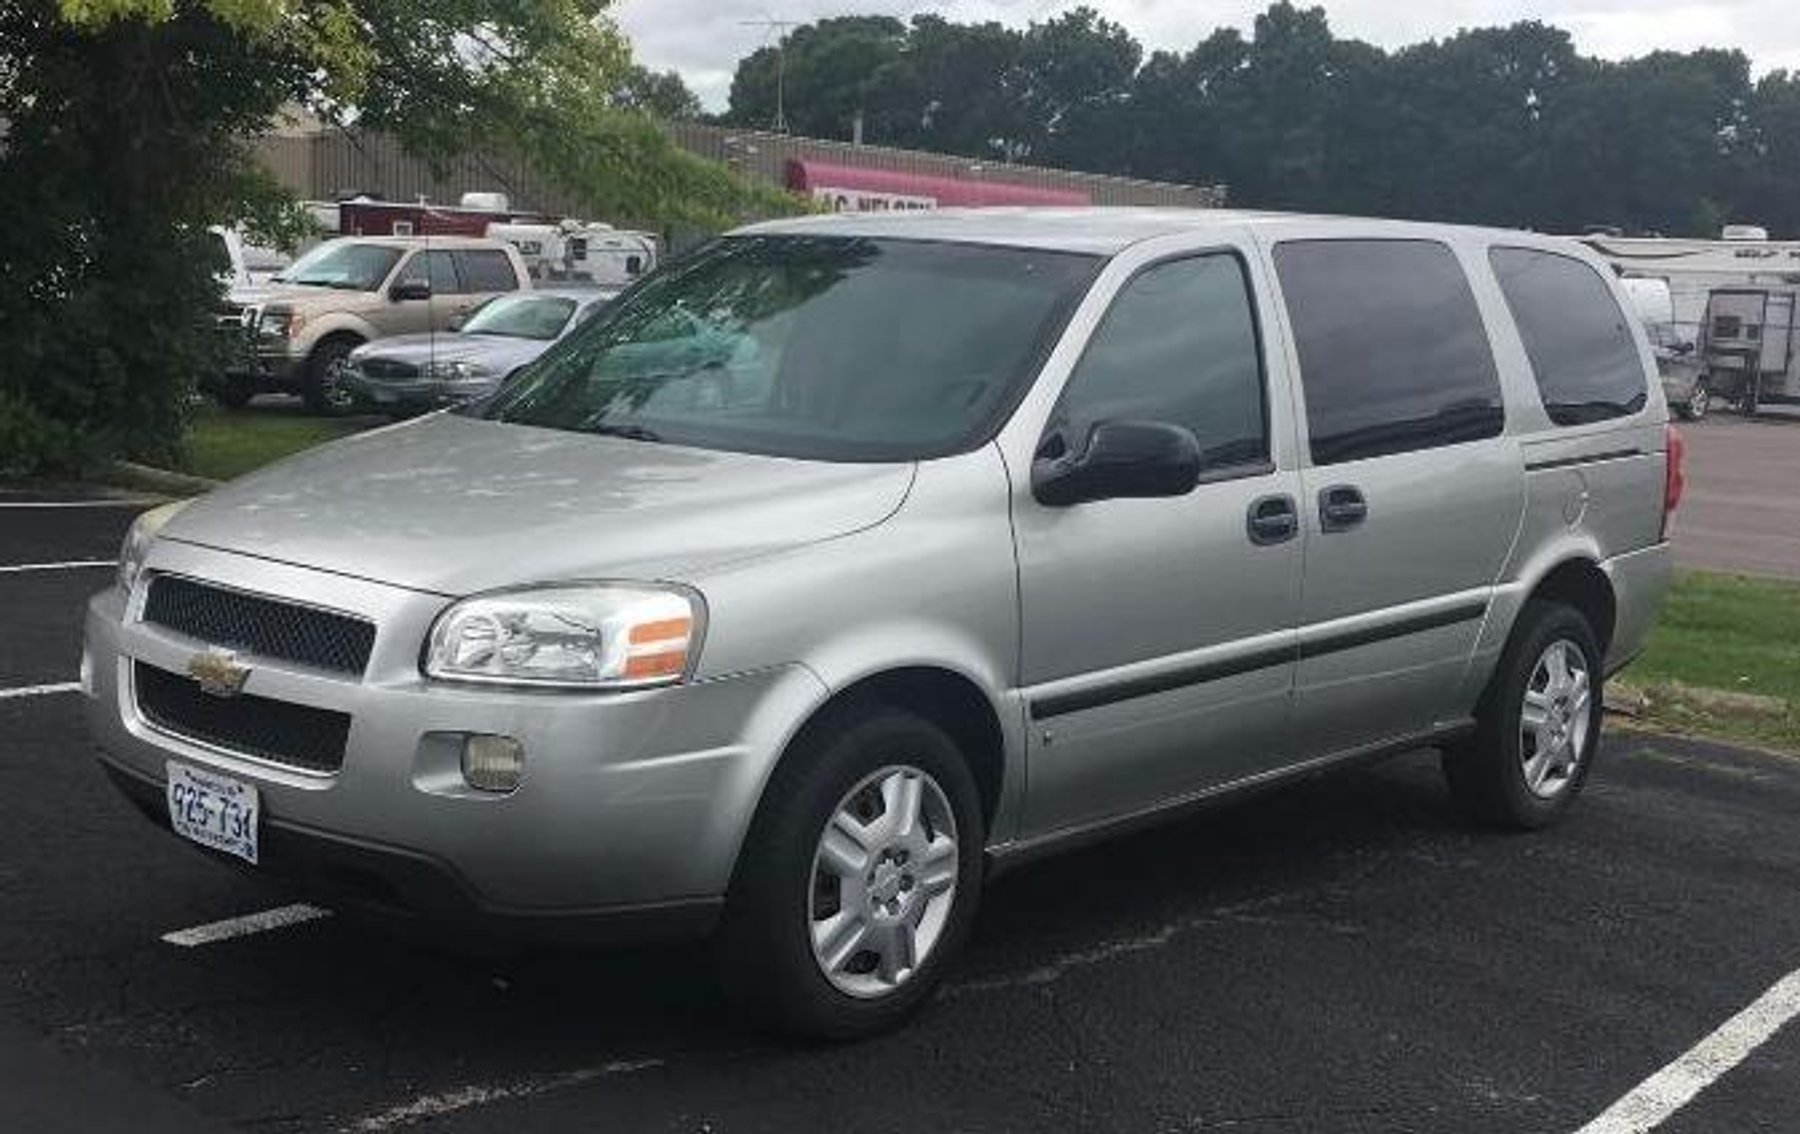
xmin=1676 ymin=410 xmax=1800 ymax=580
xmin=3 ymin=476 xmax=1799 ymax=1134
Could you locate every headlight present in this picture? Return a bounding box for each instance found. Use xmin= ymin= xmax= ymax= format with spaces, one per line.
xmin=424 ymin=359 xmax=490 ymax=381
xmin=423 ymin=583 xmax=704 ymax=689
xmin=258 ymin=308 xmax=300 ymax=337
xmin=117 ymin=500 xmax=191 ymax=602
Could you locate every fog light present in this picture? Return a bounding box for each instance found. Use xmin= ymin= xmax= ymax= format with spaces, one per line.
xmin=462 ymin=734 xmax=524 ymax=793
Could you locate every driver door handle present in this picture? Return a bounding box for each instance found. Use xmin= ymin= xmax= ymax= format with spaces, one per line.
xmin=1319 ymin=485 xmax=1369 ymax=532
xmin=1247 ymin=494 xmax=1299 ymax=546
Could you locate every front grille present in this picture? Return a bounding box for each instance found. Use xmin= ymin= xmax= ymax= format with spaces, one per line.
xmin=135 ymin=662 xmax=350 ymax=774
xmin=360 ymin=357 xmax=420 ymax=379
xmin=143 ymin=576 xmax=376 ymax=677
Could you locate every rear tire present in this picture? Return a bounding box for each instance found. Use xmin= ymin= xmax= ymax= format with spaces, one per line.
xmin=301 ymin=336 xmax=361 ymax=416
xmin=1678 ymin=375 xmax=1708 ymax=422
xmin=1443 ymin=600 xmax=1603 ymax=830
xmin=714 ymin=706 xmax=984 ymax=1040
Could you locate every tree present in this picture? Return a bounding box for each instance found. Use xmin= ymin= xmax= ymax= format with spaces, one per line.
xmin=714 ymin=3 xmax=1787 ymax=241
xmin=727 ymin=16 xmax=909 ymax=140
xmin=1741 ymin=71 xmax=1800 ymax=235
xmin=863 ymin=15 xmax=1029 ymax=161
xmin=614 ymin=65 xmax=703 ymax=121
xmin=0 ymin=0 xmax=792 ymax=477
xmin=1007 ymin=6 xmax=1142 ymax=165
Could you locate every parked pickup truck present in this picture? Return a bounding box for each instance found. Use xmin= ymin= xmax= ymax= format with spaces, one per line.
xmin=208 ymin=236 xmax=532 ymax=413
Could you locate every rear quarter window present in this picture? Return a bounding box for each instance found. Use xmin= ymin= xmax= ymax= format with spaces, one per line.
xmin=459 ymin=250 xmax=522 ymax=293
xmin=1274 ymin=239 xmax=1505 ymax=466
xmin=1490 ymin=246 xmax=1649 ymax=425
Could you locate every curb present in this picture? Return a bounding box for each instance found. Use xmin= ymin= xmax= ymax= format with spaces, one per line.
xmin=107 ymin=461 xmax=222 ymax=497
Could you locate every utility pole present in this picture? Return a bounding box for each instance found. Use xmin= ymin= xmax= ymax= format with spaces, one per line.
xmin=741 ymin=17 xmax=798 ymax=133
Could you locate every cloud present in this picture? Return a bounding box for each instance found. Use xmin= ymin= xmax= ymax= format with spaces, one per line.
xmin=613 ymin=0 xmax=1800 ymax=111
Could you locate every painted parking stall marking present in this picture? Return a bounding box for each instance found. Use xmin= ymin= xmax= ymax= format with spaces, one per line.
xmin=161 ymin=904 xmax=333 ymax=948
xmin=1574 ymin=966 xmax=1800 ymax=1134
xmin=0 ymin=560 xmax=116 ymax=574
xmin=349 ymin=1060 xmax=667 ymax=1133
xmin=0 ymin=499 xmax=155 ymax=509
xmin=0 ymin=681 xmax=82 ymax=701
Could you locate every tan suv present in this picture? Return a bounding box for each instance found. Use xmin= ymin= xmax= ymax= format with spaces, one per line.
xmin=210 ymin=236 xmax=532 ymax=413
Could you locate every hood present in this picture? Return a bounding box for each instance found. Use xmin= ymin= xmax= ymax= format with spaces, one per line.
xmin=161 ymin=414 xmax=915 ymax=595
xmin=352 ymin=334 xmax=550 ymax=373
xmin=227 ymin=282 xmax=295 ymax=306
xmin=229 ymin=281 xmax=374 ymax=311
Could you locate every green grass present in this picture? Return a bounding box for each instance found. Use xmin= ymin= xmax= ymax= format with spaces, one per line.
xmin=1619 ymin=571 xmax=1800 ymax=752
xmin=181 ymin=404 xmax=374 ymax=482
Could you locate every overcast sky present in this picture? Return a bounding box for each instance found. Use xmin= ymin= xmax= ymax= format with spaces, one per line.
xmin=615 ymin=0 xmax=1800 ymax=110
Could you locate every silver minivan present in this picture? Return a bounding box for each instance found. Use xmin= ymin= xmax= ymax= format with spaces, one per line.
xmin=87 ymin=210 xmax=1680 ymax=1037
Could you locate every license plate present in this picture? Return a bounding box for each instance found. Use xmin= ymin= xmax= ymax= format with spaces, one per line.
xmin=166 ymin=762 xmax=260 ymax=865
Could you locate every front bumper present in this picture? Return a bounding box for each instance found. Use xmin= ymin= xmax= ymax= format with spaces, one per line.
xmin=83 ymin=541 xmax=827 ymax=937
xmin=342 ymin=370 xmax=495 ymax=410
xmin=213 ymin=323 xmax=301 ymax=385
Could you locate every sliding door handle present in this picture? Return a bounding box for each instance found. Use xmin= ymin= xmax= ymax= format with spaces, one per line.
xmin=1319 ymin=485 xmax=1368 ymax=532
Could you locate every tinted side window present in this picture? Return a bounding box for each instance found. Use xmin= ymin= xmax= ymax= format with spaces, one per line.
xmin=1275 ymin=239 xmax=1504 ymax=465
xmin=460 ymin=250 xmax=520 ymax=292
xmin=1490 ymin=247 xmax=1649 ymax=425
xmin=1051 ymin=254 xmax=1267 ymax=471
xmin=409 ymin=250 xmax=461 ymax=296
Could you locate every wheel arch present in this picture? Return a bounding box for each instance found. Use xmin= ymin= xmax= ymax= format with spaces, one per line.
xmin=1525 ymin=557 xmax=1618 ymax=655
xmin=773 ymin=665 xmax=1012 ymax=840
xmin=306 ymin=325 xmax=369 ymax=365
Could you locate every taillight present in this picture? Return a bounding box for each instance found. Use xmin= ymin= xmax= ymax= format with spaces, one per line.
xmin=1662 ymin=423 xmax=1686 ymax=538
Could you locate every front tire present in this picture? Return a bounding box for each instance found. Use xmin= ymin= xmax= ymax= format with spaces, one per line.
xmin=714 ymin=706 xmax=984 ymax=1040
xmin=1443 ymin=600 xmax=1603 ymax=830
xmin=301 ymin=337 xmax=361 ymax=416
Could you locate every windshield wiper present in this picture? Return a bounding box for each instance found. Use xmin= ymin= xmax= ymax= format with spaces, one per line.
xmin=587 ymin=423 xmax=663 ymax=443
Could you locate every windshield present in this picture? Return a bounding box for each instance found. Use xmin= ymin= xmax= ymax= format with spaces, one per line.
xmin=478 ymin=236 xmax=1101 ymax=461
xmin=463 ymin=294 xmax=580 ymax=340
xmin=278 ymin=241 xmax=403 ymax=291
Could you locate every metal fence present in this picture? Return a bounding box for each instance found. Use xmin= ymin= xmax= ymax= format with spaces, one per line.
xmin=254 ymin=122 xmax=1226 ymax=230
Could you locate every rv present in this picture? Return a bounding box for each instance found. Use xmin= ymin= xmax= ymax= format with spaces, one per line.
xmin=485 ymin=221 xmax=658 ymax=288
xmin=1587 ymin=228 xmax=1800 ymax=418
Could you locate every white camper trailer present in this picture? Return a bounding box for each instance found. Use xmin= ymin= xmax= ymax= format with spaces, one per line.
xmin=1584 ymin=230 xmax=1800 ymax=344
xmin=1587 ymin=228 xmax=1800 ymax=417
xmin=486 ymin=221 xmax=658 ymax=288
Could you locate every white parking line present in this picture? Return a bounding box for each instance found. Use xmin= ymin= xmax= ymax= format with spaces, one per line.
xmin=349 ymin=1060 xmax=665 ymax=1132
xmin=0 ymin=499 xmax=150 ymax=508
xmin=1575 ymin=967 xmax=1800 ymax=1134
xmin=161 ymin=904 xmax=333 ymax=947
xmin=0 ymin=560 xmax=115 ymax=574
xmin=0 ymin=682 xmax=82 ymax=701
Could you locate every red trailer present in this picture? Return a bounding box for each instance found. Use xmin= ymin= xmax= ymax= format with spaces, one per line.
xmin=786 ymin=159 xmax=1090 ymax=212
xmin=335 ymin=197 xmax=545 ymax=238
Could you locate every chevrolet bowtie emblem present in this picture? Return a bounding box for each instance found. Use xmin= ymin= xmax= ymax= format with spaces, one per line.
xmin=188 ymin=648 xmax=251 ymax=699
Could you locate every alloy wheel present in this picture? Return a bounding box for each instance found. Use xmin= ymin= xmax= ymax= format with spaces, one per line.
xmin=808 ymin=765 xmax=959 ymax=999
xmin=322 ymin=354 xmax=356 ymax=411
xmin=1519 ymin=638 xmax=1592 ymax=799
xmin=1687 ymin=376 xmax=1710 ymax=421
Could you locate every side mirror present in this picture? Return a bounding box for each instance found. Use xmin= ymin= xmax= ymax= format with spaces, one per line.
xmin=447 ymin=314 xmax=466 ymax=332
xmin=1032 ymin=420 xmax=1203 ymax=507
xmin=390 ymin=278 xmax=432 ymax=303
